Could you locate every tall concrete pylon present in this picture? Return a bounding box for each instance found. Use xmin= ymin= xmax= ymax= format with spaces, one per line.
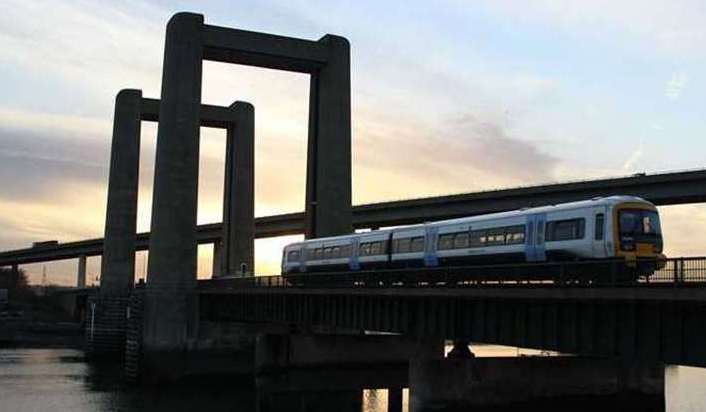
xmin=98 ymin=88 xmax=255 ymax=358
xmin=143 ymin=12 xmax=352 ymax=381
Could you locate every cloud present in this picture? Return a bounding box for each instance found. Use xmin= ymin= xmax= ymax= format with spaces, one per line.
xmin=622 ymin=140 xmax=644 ymax=171
xmin=473 ymin=0 xmax=706 ymax=58
xmin=352 ymin=108 xmax=559 ymax=204
xmin=0 ymin=122 xmax=109 ymax=203
xmin=665 ymin=71 xmax=689 ymax=101
xmin=0 ymin=0 xmax=167 ymax=106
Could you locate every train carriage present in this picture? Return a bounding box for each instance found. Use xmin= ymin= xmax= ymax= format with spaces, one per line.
xmin=282 ymin=196 xmax=665 ymax=282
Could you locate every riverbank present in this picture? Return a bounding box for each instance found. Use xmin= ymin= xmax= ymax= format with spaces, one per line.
xmin=0 ymin=299 xmax=83 ymax=348
xmin=0 ymin=319 xmax=83 ymax=348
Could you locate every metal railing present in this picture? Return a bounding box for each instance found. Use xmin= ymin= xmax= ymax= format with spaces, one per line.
xmin=200 ymin=256 xmax=706 ymax=290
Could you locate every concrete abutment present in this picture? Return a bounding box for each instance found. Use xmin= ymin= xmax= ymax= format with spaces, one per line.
xmin=409 ymin=356 xmax=664 ymax=411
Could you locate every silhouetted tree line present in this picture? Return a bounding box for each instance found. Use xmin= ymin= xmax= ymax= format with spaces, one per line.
xmin=0 ymin=267 xmax=31 ymax=299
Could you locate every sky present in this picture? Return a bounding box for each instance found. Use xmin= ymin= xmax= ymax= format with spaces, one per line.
xmin=0 ymin=0 xmax=705 ymax=285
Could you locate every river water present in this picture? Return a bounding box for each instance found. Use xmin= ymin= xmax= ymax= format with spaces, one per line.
xmin=1 ymin=348 xmax=704 ymax=412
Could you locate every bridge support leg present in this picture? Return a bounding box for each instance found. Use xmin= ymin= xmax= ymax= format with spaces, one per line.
xmin=87 ymin=89 xmax=142 ymax=358
xmin=211 ymin=241 xmax=222 ymax=278
xmin=222 ymin=102 xmax=254 ymax=277
xmin=10 ymin=264 xmax=19 ymax=291
xmin=142 ymin=13 xmax=204 ymax=382
xmin=304 ymin=35 xmax=352 ymax=239
xmin=77 ymin=255 xmax=87 ymax=288
xmin=101 ymin=89 xmax=141 ymax=293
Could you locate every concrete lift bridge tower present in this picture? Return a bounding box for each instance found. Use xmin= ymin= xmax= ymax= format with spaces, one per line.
xmin=143 ymin=12 xmax=352 ymax=380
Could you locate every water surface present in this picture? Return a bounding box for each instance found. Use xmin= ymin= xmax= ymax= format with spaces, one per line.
xmin=2 ymin=348 xmax=705 ymax=411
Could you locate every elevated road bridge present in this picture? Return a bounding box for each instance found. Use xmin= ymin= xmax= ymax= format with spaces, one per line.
xmin=2 ymin=168 xmax=706 ymax=266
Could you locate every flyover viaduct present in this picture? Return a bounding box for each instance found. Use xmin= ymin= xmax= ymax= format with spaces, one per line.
xmin=2 ymin=168 xmax=706 ymax=266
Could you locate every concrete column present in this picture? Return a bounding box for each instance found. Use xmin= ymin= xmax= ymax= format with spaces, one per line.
xmin=222 ymin=102 xmax=254 ymax=277
xmin=77 ymin=255 xmax=87 ymax=288
xmin=101 ymin=89 xmax=142 ymax=295
xmin=212 ymin=241 xmax=222 ymax=278
xmin=305 ymin=35 xmax=352 ymax=239
xmin=143 ymin=12 xmax=204 ymax=381
xmin=11 ymin=264 xmax=19 ymax=290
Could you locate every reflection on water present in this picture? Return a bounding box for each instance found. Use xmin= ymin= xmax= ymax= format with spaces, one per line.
xmin=0 ymin=348 xmax=255 ymax=412
xmin=1 ymin=347 xmax=705 ymax=412
xmin=665 ymin=365 xmax=706 ymax=412
xmin=362 ymin=389 xmax=410 ymax=412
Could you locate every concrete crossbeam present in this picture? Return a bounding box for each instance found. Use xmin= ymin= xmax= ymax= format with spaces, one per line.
xmin=202 ymin=24 xmax=328 ymax=71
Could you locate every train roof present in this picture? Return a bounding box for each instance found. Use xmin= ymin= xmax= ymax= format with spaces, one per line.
xmin=432 ymin=195 xmax=653 ymax=225
xmin=286 ymin=195 xmax=654 ymax=247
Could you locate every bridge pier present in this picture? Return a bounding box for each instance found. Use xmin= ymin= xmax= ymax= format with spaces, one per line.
xmin=408 ymin=356 xmax=664 ymax=411
xmin=87 ymin=89 xmax=142 ymax=357
xmin=11 ymin=264 xmax=19 ymax=289
xmin=76 ymin=255 xmax=87 ymax=288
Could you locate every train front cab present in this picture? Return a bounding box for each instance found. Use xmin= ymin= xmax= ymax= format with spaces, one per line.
xmin=613 ymin=201 xmax=666 ymax=279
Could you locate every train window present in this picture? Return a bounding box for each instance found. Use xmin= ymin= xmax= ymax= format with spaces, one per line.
xmin=287 ymin=250 xmax=300 ymax=261
xmin=340 ymin=244 xmax=351 ymax=257
xmin=470 ymin=230 xmax=486 ymax=247
xmin=323 ymin=247 xmax=333 ymax=259
xmin=370 ymin=242 xmax=381 ymax=255
xmin=360 ymin=243 xmax=371 ymax=256
xmin=486 ymin=229 xmax=505 ymax=246
xmin=505 ymin=225 xmax=526 ymax=245
xmin=454 ymin=232 xmax=469 ymax=249
xmin=438 ymin=234 xmax=454 ymax=250
xmin=595 ymin=214 xmax=604 ymax=240
xmin=410 ymin=237 xmax=425 ymax=252
xmin=394 ymin=238 xmax=412 ymax=253
xmin=332 ymin=246 xmax=341 ymax=258
xmin=314 ymin=248 xmax=323 ymax=260
xmin=546 ymin=218 xmax=585 ymax=241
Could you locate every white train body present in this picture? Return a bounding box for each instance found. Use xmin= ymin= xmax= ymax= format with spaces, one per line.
xmin=282 ymin=196 xmax=664 ymax=275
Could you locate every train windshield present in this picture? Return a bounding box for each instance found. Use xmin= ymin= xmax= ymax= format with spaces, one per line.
xmin=618 ymin=209 xmax=662 ymax=252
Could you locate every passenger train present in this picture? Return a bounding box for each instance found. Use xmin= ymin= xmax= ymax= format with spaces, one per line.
xmin=281 ymin=196 xmax=666 ymax=281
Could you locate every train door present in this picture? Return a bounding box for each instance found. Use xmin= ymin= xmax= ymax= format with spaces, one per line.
xmin=424 ymin=226 xmax=439 ymax=267
xmin=525 ymin=213 xmax=547 ymax=262
xmin=349 ymin=238 xmax=360 ymax=270
xmin=592 ymin=207 xmax=608 ymax=258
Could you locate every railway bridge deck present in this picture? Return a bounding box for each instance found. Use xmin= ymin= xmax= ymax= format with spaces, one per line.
xmin=198 ymin=257 xmax=706 ymax=368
